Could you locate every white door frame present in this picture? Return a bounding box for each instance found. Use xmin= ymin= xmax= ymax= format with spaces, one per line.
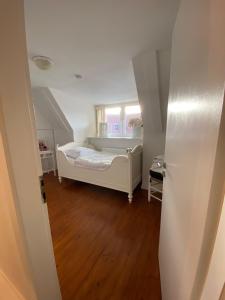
xmin=196 ymin=93 xmax=225 ymax=299
xmin=0 ymin=1 xmax=61 ymax=299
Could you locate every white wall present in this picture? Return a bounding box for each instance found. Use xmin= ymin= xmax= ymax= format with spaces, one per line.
xmin=51 ymin=88 xmax=95 ymax=145
xmin=34 ymin=106 xmax=51 ymax=130
xmin=157 ymin=49 xmax=171 ymax=130
xmin=33 ymin=89 xmax=75 ymax=171
xmin=32 ymin=87 xmax=74 ymax=147
xmin=132 ymin=50 xmax=166 ymax=189
xmin=33 ymin=106 xmax=54 ymax=154
xmin=0 ymin=1 xmax=61 ymax=298
xmin=34 ymin=106 xmax=73 ymax=150
xmin=159 ymin=0 xmax=225 ymax=299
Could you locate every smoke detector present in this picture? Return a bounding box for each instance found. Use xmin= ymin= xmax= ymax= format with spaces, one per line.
xmin=74 ymin=74 xmax=83 ymax=79
xmin=32 ymin=56 xmax=54 ymax=70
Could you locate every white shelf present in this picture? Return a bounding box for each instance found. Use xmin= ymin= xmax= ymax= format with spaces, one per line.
xmin=40 ymin=150 xmax=56 ymax=175
xmin=148 ymin=176 xmax=163 ymax=202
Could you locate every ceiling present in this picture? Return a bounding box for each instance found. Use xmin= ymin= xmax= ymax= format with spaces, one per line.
xmin=24 ymin=0 xmax=179 ymax=104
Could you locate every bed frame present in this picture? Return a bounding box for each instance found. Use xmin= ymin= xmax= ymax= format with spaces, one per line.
xmin=56 ymin=143 xmax=142 ymax=203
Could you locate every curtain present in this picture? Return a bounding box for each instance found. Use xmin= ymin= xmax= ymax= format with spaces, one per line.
xmin=95 ymin=105 xmax=105 ymax=137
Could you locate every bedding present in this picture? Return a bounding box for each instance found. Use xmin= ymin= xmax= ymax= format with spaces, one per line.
xmin=64 ymin=147 xmax=124 ymax=171
xmin=64 ymin=146 xmax=95 ymax=159
xmin=74 ymin=151 xmax=119 ymax=170
xmin=64 ymin=148 xmax=80 ymax=159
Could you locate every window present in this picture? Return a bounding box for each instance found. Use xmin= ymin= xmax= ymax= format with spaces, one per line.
xmin=124 ymin=105 xmax=141 ymax=137
xmin=96 ymin=103 xmax=142 ymax=138
xmin=105 ymin=107 xmax=122 ymax=137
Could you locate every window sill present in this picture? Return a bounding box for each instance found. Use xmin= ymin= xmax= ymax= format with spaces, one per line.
xmin=88 ymin=136 xmax=142 ymax=140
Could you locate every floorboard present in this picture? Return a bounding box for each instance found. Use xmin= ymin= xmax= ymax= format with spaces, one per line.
xmin=45 ymin=173 xmax=162 ymax=300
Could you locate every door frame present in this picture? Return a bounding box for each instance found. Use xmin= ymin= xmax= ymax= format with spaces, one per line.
xmin=0 ymin=1 xmax=61 ymax=299
xmin=193 ymin=92 xmax=225 ymax=299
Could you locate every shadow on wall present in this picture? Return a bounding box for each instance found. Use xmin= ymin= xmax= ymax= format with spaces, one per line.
xmin=132 ymin=49 xmax=171 ymax=189
xmin=32 ymin=87 xmax=74 ymax=146
xmin=50 ymin=88 xmax=95 ymax=145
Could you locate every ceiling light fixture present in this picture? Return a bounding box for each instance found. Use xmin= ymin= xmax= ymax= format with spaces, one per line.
xmin=32 ymin=56 xmax=54 ymax=70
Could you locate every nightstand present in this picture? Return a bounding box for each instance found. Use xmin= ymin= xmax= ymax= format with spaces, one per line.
xmin=148 ymin=155 xmax=164 ymax=202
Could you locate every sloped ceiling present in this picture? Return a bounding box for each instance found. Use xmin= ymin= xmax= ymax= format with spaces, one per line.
xmin=24 ymin=0 xmax=179 ymax=105
xmin=32 ymin=87 xmax=73 ymax=132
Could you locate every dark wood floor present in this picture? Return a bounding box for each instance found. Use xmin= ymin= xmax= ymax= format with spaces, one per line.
xmin=45 ymin=173 xmax=162 ymax=300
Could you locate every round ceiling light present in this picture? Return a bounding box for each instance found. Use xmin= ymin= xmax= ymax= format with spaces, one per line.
xmin=32 ymin=56 xmax=54 ymax=70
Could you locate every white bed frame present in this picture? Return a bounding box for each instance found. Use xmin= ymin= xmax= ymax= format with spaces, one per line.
xmin=56 ymin=143 xmax=142 ymax=203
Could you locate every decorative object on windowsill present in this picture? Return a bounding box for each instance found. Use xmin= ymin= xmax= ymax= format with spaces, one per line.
xmin=128 ymin=117 xmax=143 ymax=138
xmin=39 ymin=140 xmax=48 ymax=151
xmin=126 ymin=147 xmax=133 ymax=153
xmin=99 ymin=122 xmax=108 ymax=137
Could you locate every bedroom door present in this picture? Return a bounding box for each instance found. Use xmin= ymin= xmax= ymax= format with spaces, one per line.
xmin=159 ymin=0 xmax=225 ymax=299
xmin=0 ymin=1 xmax=61 ymax=299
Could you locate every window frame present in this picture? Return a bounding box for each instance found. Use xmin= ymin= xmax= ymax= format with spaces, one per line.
xmin=96 ymin=101 xmax=141 ymax=138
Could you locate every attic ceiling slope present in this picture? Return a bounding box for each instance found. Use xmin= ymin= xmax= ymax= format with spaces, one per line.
xmin=24 ymin=0 xmax=180 ymax=104
xmin=32 ymin=87 xmax=73 ymax=133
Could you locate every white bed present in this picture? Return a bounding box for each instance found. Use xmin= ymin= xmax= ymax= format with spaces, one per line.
xmin=56 ymin=143 xmax=142 ymax=203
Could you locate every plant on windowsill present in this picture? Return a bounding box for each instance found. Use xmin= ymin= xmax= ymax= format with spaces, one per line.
xmin=128 ymin=117 xmax=143 ymax=138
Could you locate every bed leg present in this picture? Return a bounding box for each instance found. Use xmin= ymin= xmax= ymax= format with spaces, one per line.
xmin=58 ymin=176 xmax=62 ymax=184
xmin=128 ymin=193 xmax=133 ymax=204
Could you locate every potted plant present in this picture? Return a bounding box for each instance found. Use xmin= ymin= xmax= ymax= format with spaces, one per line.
xmin=128 ymin=117 xmax=143 ymax=138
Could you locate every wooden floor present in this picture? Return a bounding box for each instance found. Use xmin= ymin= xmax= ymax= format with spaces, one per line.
xmin=45 ymin=173 xmax=162 ymax=300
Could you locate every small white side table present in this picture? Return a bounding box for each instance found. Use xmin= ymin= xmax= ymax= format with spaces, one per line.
xmin=40 ymin=150 xmax=56 ymax=176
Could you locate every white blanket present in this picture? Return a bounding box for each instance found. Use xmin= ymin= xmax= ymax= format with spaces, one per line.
xmin=64 ymin=147 xmax=126 ymax=171
xmin=74 ymin=151 xmax=117 ymax=170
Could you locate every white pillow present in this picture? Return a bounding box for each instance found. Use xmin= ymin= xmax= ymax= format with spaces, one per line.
xmin=64 ymin=148 xmax=80 ymax=159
